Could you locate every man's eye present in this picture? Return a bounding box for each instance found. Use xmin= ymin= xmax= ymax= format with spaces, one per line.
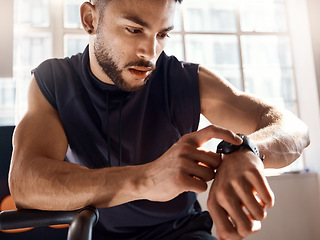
xmin=126 ymin=28 xmax=142 ymax=34
xmin=158 ymin=33 xmax=170 ymax=39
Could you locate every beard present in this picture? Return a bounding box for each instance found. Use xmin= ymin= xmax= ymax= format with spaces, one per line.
xmin=94 ymin=29 xmax=156 ymax=92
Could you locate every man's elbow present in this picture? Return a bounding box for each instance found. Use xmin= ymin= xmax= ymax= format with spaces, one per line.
xmin=8 ymin=164 xmax=32 ymax=210
xmin=304 ymin=127 xmax=311 ymax=149
xmin=298 ymin=120 xmax=310 ymax=151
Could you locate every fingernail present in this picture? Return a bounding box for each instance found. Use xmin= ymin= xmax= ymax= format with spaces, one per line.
xmin=252 ymin=220 xmax=262 ymax=231
xmin=235 ymin=133 xmax=243 ymax=143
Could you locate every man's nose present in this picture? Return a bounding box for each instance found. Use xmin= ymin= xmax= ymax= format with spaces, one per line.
xmin=137 ymin=36 xmax=158 ymax=61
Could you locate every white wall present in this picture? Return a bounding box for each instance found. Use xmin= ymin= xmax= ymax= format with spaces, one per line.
xmin=0 ymin=0 xmax=13 ymax=78
xmin=198 ymin=172 xmax=320 ymax=240
xmin=247 ymin=173 xmax=320 ymax=240
xmin=287 ymin=0 xmax=320 ymax=175
xmin=306 ymin=0 xmax=320 ymax=104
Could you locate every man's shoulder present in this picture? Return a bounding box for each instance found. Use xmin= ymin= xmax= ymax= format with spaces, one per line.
xmin=36 ymin=52 xmax=82 ymax=73
xmin=32 ymin=51 xmax=85 ymax=94
xmin=158 ymin=51 xmax=196 ymax=66
xmin=156 ymin=52 xmax=199 ymax=76
xmin=32 ymin=51 xmax=87 ymax=110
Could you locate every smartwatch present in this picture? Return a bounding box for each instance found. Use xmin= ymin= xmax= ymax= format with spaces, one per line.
xmin=216 ymin=134 xmax=264 ymax=161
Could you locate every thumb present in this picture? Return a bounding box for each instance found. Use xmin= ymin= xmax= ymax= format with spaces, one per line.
xmin=185 ymin=125 xmax=243 ymax=147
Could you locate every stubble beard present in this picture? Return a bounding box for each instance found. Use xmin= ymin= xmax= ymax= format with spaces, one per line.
xmin=94 ymin=28 xmax=155 ymax=92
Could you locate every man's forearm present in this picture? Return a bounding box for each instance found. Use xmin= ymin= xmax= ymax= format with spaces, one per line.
xmin=10 ymin=125 xmax=243 ymax=211
xmin=250 ymin=107 xmax=310 ymax=169
xmin=9 ymin=155 xmax=141 ymax=211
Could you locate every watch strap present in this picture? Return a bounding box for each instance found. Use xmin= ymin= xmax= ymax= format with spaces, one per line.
xmin=217 ymin=134 xmax=264 ymax=161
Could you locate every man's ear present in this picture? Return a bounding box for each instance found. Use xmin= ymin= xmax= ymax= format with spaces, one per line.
xmin=80 ymin=2 xmax=98 ymax=34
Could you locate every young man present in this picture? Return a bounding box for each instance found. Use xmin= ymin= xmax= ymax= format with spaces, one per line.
xmin=9 ymin=0 xmax=309 ymax=239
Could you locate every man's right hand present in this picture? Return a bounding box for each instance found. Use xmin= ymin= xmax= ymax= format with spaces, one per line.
xmin=139 ymin=125 xmax=243 ymax=202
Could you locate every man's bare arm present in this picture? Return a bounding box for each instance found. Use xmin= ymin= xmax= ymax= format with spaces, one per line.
xmin=9 ymin=75 xmax=243 ymax=211
xmin=199 ymin=65 xmax=310 ymax=168
xmin=198 ymin=66 xmax=309 ymax=240
xmin=9 ymin=76 xmax=145 ymax=210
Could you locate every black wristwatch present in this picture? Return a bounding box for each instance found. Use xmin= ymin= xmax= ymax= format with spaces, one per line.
xmin=216 ymin=134 xmax=264 ymax=161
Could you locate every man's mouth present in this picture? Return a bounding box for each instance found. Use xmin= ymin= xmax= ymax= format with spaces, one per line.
xmin=128 ymin=67 xmax=153 ymax=80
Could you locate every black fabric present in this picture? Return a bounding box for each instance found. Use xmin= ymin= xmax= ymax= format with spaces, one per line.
xmin=32 ymin=46 xmax=206 ymax=239
xmin=0 ymin=126 xmax=14 ymax=201
xmin=92 ymin=211 xmax=215 ymax=240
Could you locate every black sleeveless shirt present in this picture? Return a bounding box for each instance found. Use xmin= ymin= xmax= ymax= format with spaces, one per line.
xmin=33 ymin=46 xmax=202 ymax=239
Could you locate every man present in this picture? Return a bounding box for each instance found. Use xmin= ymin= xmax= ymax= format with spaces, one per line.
xmin=9 ymin=0 xmax=309 ymax=239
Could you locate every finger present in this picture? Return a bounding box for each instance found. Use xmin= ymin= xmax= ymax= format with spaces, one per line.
xmin=191 ymin=148 xmax=222 ymax=169
xmin=246 ymin=213 xmax=262 ymax=233
xmin=247 ymin=171 xmax=275 ymax=209
xmin=178 ymin=139 xmax=222 ymax=169
xmin=232 ymin=179 xmax=267 ymax=220
xmin=218 ymin=190 xmax=258 ymax=238
xmin=208 ymin=201 xmax=242 ymax=240
xmin=184 ymin=125 xmax=243 ymax=147
xmin=180 ymin=155 xmax=215 ymax=182
xmin=188 ymin=161 xmax=215 ymax=182
xmin=183 ymin=173 xmax=209 ymax=193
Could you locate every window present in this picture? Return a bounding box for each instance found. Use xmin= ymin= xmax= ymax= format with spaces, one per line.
xmin=3 ymin=0 xmax=318 ymax=174
xmin=165 ymin=0 xmax=308 ymax=174
xmin=10 ymin=0 xmax=87 ymax=121
xmin=166 ymin=0 xmax=297 ymax=113
xmin=0 ymin=79 xmax=16 ymax=125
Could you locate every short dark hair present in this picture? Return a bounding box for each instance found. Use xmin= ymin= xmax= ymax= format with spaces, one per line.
xmin=90 ymin=0 xmax=182 ymax=3
xmin=90 ymin=0 xmax=183 ymax=16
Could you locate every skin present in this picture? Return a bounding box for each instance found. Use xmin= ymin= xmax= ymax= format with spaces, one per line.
xmin=9 ymin=0 xmax=310 ymax=239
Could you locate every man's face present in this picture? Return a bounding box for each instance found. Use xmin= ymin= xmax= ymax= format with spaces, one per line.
xmin=93 ymin=0 xmax=176 ymax=91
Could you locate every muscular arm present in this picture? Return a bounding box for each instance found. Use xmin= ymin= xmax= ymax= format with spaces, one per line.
xmin=9 ymin=75 xmax=243 ymax=211
xmin=199 ymin=66 xmax=310 ymax=168
xmin=8 ymin=76 xmax=143 ymax=210
xmin=199 ymin=66 xmax=310 ymax=239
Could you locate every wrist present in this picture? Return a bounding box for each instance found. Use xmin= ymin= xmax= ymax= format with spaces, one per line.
xmin=102 ymin=165 xmax=146 ymax=207
xmin=217 ymin=134 xmax=264 ymax=161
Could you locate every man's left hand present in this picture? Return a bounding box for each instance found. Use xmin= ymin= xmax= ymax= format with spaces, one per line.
xmin=207 ymin=150 xmax=274 ymax=240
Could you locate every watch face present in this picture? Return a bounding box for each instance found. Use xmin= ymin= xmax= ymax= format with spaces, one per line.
xmin=216 ymin=134 xmax=261 ymax=160
xmin=216 ymin=140 xmax=241 ymax=154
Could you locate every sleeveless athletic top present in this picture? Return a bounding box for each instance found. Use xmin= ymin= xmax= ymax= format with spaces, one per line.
xmin=33 ymin=46 xmax=202 ymax=239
